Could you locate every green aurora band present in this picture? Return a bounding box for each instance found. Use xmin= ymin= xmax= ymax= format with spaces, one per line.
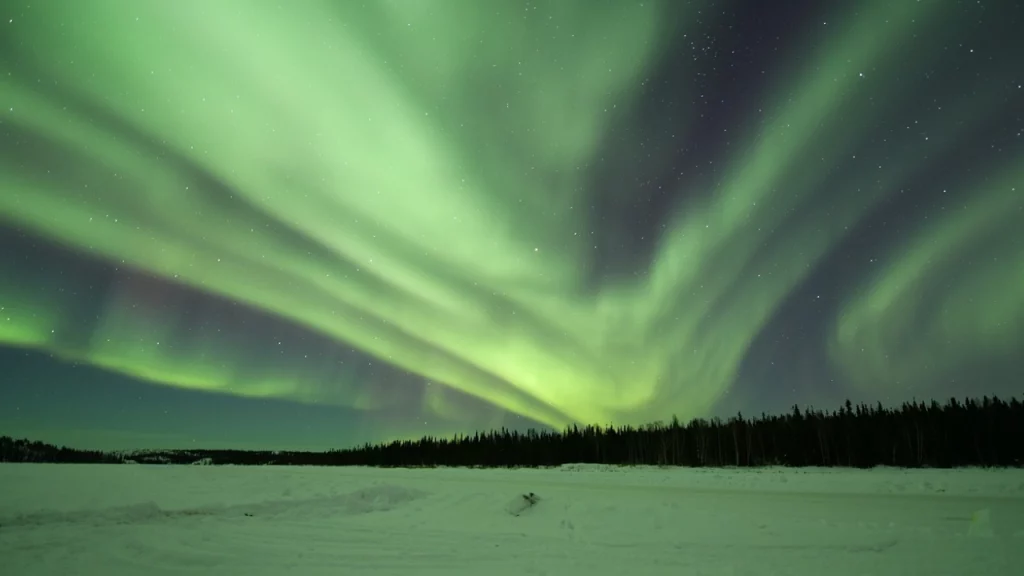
xmin=0 ymin=0 xmax=1020 ymax=433
xmin=833 ymin=164 xmax=1023 ymax=396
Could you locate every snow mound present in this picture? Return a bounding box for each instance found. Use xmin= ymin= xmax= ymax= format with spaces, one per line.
xmin=559 ymin=463 xmax=627 ymax=473
xmin=339 ymin=484 xmax=426 ymax=514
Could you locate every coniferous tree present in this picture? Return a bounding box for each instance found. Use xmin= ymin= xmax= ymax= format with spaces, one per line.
xmin=2 ymin=394 xmax=1022 ymax=468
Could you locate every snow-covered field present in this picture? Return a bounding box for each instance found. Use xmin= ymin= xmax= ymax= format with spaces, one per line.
xmin=1 ymin=464 xmax=1023 ymax=575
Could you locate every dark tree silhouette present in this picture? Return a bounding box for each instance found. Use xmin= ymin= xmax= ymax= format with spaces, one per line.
xmin=0 ymin=437 xmax=122 ymax=464
xmin=2 ymin=395 xmax=1022 ymax=468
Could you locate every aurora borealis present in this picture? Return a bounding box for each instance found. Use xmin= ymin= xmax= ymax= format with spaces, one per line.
xmin=0 ymin=0 xmax=1021 ymax=451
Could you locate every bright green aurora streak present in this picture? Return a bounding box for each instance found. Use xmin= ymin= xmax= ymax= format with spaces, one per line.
xmin=0 ymin=0 xmax=1020 ymax=434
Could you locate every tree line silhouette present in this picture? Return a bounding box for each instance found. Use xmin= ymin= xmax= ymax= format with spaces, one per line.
xmin=2 ymin=395 xmax=1022 ymax=468
xmin=0 ymin=437 xmax=123 ymax=464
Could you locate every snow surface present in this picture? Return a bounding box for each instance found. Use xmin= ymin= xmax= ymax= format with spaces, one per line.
xmin=1 ymin=463 xmax=1023 ymax=575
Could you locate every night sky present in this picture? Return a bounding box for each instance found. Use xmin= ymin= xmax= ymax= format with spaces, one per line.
xmin=1 ymin=0 xmax=1021 ymax=451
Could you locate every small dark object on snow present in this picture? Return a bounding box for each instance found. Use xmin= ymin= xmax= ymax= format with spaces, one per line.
xmin=507 ymin=491 xmax=540 ymax=516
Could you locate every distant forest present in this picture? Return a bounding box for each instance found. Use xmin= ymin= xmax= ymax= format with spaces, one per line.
xmin=2 ymin=395 xmax=1022 ymax=468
